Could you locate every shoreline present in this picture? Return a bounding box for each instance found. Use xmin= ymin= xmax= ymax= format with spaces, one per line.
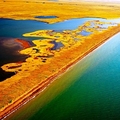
xmin=0 ymin=25 xmax=120 ymax=120
xmin=15 ymin=38 xmax=33 ymax=49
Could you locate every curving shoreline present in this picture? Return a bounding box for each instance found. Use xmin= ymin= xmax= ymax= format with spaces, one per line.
xmin=15 ymin=38 xmax=33 ymax=49
xmin=0 ymin=25 xmax=120 ymax=120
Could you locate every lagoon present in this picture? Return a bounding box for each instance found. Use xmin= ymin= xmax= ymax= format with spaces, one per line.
xmin=1 ymin=17 xmax=115 ymax=81
xmin=1 ymin=18 xmax=118 ymax=39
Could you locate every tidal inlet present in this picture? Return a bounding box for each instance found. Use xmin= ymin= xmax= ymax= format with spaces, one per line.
xmin=0 ymin=0 xmax=120 ymax=120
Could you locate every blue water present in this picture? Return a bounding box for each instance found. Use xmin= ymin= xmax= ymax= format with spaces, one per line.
xmin=0 ymin=17 xmax=112 ymax=66
xmin=0 ymin=17 xmax=119 ymax=80
xmin=1 ymin=17 xmax=106 ymax=81
xmin=50 ymin=41 xmax=64 ymax=50
xmin=35 ymin=16 xmax=57 ymax=19
xmin=6 ymin=32 xmax=120 ymax=120
xmin=80 ymin=30 xmax=92 ymax=36
xmin=1 ymin=17 xmax=116 ymax=39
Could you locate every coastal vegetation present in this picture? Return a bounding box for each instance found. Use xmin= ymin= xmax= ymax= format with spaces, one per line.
xmin=0 ymin=0 xmax=120 ymax=23
xmin=1 ymin=0 xmax=120 ymax=119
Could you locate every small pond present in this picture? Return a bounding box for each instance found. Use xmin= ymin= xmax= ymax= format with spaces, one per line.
xmin=50 ymin=41 xmax=64 ymax=50
xmin=80 ymin=30 xmax=92 ymax=36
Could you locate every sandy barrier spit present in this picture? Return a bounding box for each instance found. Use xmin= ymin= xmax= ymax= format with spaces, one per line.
xmin=0 ymin=24 xmax=120 ymax=119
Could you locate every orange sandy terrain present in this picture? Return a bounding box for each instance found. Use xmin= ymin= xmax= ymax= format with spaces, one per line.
xmin=0 ymin=0 xmax=120 ymax=23
xmin=0 ymin=0 xmax=120 ymax=119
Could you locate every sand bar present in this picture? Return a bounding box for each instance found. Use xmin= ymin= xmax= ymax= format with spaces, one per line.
xmin=0 ymin=23 xmax=120 ymax=119
xmin=1 ymin=0 xmax=120 ymax=119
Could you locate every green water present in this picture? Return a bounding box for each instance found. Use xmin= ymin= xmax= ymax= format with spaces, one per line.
xmin=7 ymin=33 xmax=120 ymax=120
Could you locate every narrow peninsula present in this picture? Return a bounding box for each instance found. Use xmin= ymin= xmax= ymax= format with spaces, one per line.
xmin=0 ymin=0 xmax=120 ymax=119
